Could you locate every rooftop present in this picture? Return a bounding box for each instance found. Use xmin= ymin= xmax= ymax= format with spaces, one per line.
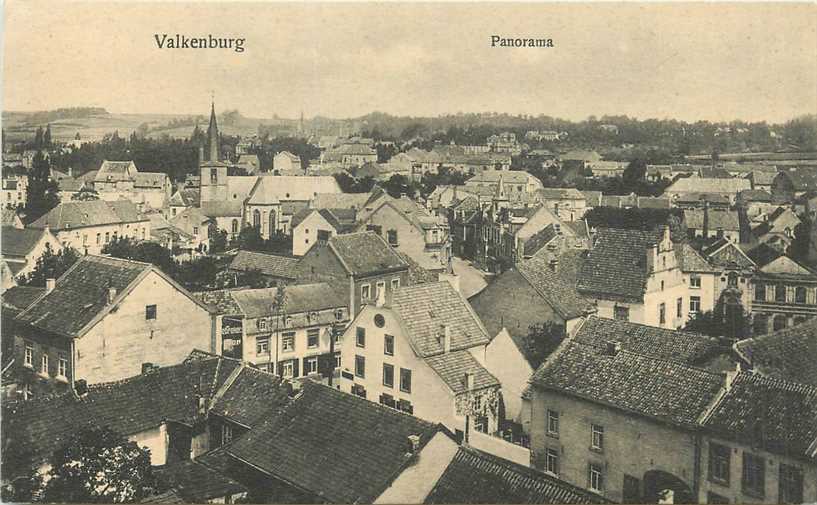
xmin=1 ymin=226 xmax=51 ymax=257
xmin=734 ymin=319 xmax=817 ymax=387
xmin=329 ymin=231 xmax=409 ymax=276
xmin=29 ymin=199 xmax=147 ymax=230
xmin=228 ymin=250 xmax=299 ymax=279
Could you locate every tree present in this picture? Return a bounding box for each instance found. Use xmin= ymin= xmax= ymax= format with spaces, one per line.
xmin=209 ymin=223 xmax=229 ymax=254
xmin=25 ymin=151 xmax=60 ymax=222
xmin=521 ymin=322 xmax=566 ymax=369
xmin=72 ymin=186 xmax=101 ymax=201
xmin=44 ymin=124 xmax=53 ymax=146
xmin=622 ymin=158 xmax=647 ymax=183
xmin=34 ymin=126 xmax=44 ymax=148
xmin=684 ymin=290 xmax=751 ymax=341
xmin=20 ymin=245 xmax=80 ymax=287
xmin=1 ymin=434 xmax=43 ymax=502
xmin=787 ymin=217 xmax=812 ymax=262
xmin=41 ymin=426 xmax=156 ymax=503
xmin=102 ymin=237 xmax=177 ymax=276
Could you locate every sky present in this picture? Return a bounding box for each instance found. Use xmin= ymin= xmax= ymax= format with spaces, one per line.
xmin=3 ymin=1 xmax=816 ymax=123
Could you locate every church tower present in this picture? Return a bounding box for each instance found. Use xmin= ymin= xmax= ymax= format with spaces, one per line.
xmin=206 ymin=101 xmax=220 ymax=162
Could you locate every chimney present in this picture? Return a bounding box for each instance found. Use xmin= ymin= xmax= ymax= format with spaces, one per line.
xmin=548 ymin=259 xmax=558 ymax=272
xmin=46 ymin=278 xmax=56 ymax=293
xmin=440 ymin=324 xmax=451 ymax=353
xmin=196 ymin=395 xmax=207 ymax=415
xmin=400 ymin=192 xmax=407 ymax=199
xmin=107 ymin=287 xmax=117 ymax=304
xmin=74 ymin=379 xmax=88 ymax=398
xmin=67 ymin=166 xmax=72 ymax=178
xmin=141 ymin=362 xmax=155 ymax=374
xmin=605 ymin=341 xmax=621 ymax=356
xmin=464 ymin=371 xmax=474 ymax=391
xmin=407 ymin=434 xmax=421 ymax=455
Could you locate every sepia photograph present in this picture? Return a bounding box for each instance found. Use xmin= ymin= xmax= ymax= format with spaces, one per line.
xmin=1 ymin=1 xmax=816 ymax=503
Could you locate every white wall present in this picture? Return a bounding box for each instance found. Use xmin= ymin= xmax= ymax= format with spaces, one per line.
xmin=374 ymin=432 xmax=459 ymax=504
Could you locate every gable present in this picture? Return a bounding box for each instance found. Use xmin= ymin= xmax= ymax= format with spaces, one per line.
xmin=761 ymin=255 xmax=814 ymax=275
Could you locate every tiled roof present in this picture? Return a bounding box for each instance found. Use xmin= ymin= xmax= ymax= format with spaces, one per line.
xmin=531 ymin=341 xmax=724 ymax=428
xmin=56 ymin=177 xmax=84 ymax=192
xmin=672 ymin=192 xmax=732 ymax=205
xmin=1 ymin=208 xmax=22 ymax=227
xmin=674 ymin=242 xmax=718 ymax=273
xmin=637 ymin=197 xmax=672 ymax=209
xmin=516 ymin=251 xmax=594 ymax=320
xmin=703 ymin=372 xmax=817 ymax=460
xmin=210 ymin=366 xmax=291 ymax=428
xmin=95 ymin=160 xmax=137 ymax=182
xmin=394 ymin=251 xmax=439 ymax=285
xmin=665 ymin=177 xmax=751 ymax=195
xmin=734 ymin=319 xmax=817 ymax=387
xmin=247 ymin=175 xmax=341 ymax=205
xmin=228 ymin=250 xmax=299 ymax=279
xmin=576 ymin=228 xmax=663 ymax=302
xmin=311 ymin=192 xmax=372 ymax=210
xmin=425 ymin=446 xmax=609 ymax=504
xmin=1 ymin=226 xmax=49 ymax=257
xmin=226 ymin=380 xmax=440 ymax=504
xmin=230 ymin=282 xmax=345 ymax=318
xmin=29 ymin=199 xmax=147 ymax=230
xmin=683 ymin=209 xmax=740 ymax=231
xmin=154 ymin=456 xmax=246 ymax=503
xmin=425 ymin=350 xmax=499 ymax=394
xmin=169 ymin=188 xmax=200 ymax=207
xmin=392 ymin=281 xmax=490 ymax=357
xmin=1 ymin=285 xmax=46 ymax=317
xmin=534 ymin=187 xmax=585 ymax=201
xmin=738 ymin=189 xmax=773 ymax=202
xmin=200 ymin=200 xmax=244 ymax=218
xmin=574 ymin=316 xmax=721 ymax=366
xmin=134 ymin=172 xmax=168 ymax=188
xmin=193 ymin=289 xmax=243 ymax=315
xmin=701 ymin=239 xmax=755 ymax=269
xmin=2 ymin=354 xmax=241 ymax=465
xmin=328 ymin=232 xmax=408 ymax=276
xmin=15 ymin=255 xmax=152 ymax=338
xmin=781 ymin=168 xmax=817 ymax=192
xmin=466 ymin=170 xmax=537 ymax=185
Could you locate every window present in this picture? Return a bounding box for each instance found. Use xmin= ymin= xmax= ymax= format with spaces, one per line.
xmin=387 ymin=229 xmax=398 ymax=246
xmin=779 ymin=464 xmax=803 ymax=504
xmin=258 ymin=319 xmax=267 ymax=330
xmin=356 ymin=327 xmax=366 ymax=348
xmin=361 ymin=284 xmax=371 ymax=300
xmin=677 ymin=297 xmax=683 ymax=318
xmin=708 ymin=443 xmax=730 ymax=485
xmin=58 ymin=355 xmax=67 ymax=378
xmin=773 ymin=314 xmax=787 ymax=331
xmin=306 ymin=357 xmax=318 ymax=375
xmin=383 ymin=363 xmax=394 ymax=388
xmin=317 ymin=229 xmax=331 ymax=242
xmin=193 ymin=226 xmax=199 ymax=236
xmin=391 ymin=278 xmax=400 ymax=290
xmin=400 ymin=368 xmax=412 ymax=393
xmin=591 ymin=424 xmax=604 ymax=451
xmin=40 ymin=354 xmax=49 ymax=375
xmin=545 ymin=448 xmax=559 ymax=475
xmin=795 ymin=286 xmax=807 ymax=304
xmin=221 ymin=424 xmax=233 ymax=444
xmin=755 ymin=282 xmax=766 ymax=302
xmin=376 ymin=281 xmax=386 ymax=299
xmin=690 ymin=275 xmax=701 ymax=288
xmin=282 ymin=361 xmax=294 ymax=378
xmin=231 ymin=219 xmax=239 ymax=234
xmin=374 ymin=314 xmax=386 ymax=328
xmin=96 ymin=233 xmax=101 ymax=245
xmin=145 ymin=304 xmax=157 ymax=320
xmin=588 ymin=464 xmax=604 ymax=493
xmin=547 ymin=410 xmax=559 ymax=436
xmin=690 ymin=296 xmax=701 ymax=313
xmin=742 ymin=452 xmax=765 ymax=497
xmin=474 ymin=416 xmax=489 ymax=434
xmin=775 ymin=284 xmax=786 ymax=303
xmin=282 ymin=332 xmax=295 ymax=352
xmin=659 ymin=303 xmax=666 ymax=325
xmin=256 ymin=337 xmax=270 ymax=355
xmin=355 ymin=355 xmax=365 ymax=378
xmin=728 ymin=273 xmax=738 ymax=287
xmin=24 ymin=344 xmax=33 ymax=367
xmin=210 ymin=168 xmax=218 ymax=183
xmin=307 ymin=328 xmax=320 ymax=349
xmin=384 ymin=334 xmax=394 ymax=356
xmin=614 ymin=305 xmax=629 ymax=321
xmin=105 ymin=232 xmax=110 ymax=243
xmin=335 ymin=308 xmax=345 ymax=321
xmin=334 ymin=353 xmax=342 ymax=369
xmin=366 ymin=224 xmax=382 ymax=235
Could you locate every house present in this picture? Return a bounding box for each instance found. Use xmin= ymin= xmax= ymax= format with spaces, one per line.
xmin=734 ymin=318 xmax=817 ymax=387
xmin=532 ymin=188 xmax=588 ymax=222
xmin=528 ymin=337 xmax=725 ymax=502
xmin=91 ymin=160 xmax=172 ymax=210
xmin=295 ymin=231 xmax=410 ymax=316
xmin=1 ymin=226 xmax=62 ymax=279
xmin=227 ymin=250 xmax=299 ymax=286
xmin=338 ymin=280 xmax=501 ymax=437
xmin=236 ymin=154 xmax=261 ymax=174
xmin=672 ymin=192 xmax=732 ymax=210
xmin=10 ymin=255 xmax=215 ymax=394
xmin=1 ymin=260 xmax=16 ymax=293
xmin=750 ymin=206 xmax=802 ymax=251
xmin=1 ymin=207 xmax=24 ymax=228
xmin=147 ymin=213 xmax=197 ymax=259
xmin=290 ymin=207 xmax=356 ymax=256
xmin=576 ymin=227 xmax=691 ymax=328
xmin=424 ymin=445 xmax=609 ymax=504
xmin=169 ymin=207 xmax=213 ymax=254
xmin=683 ymin=208 xmax=741 ymax=243
xmin=2 ymin=174 xmax=27 ymax=209
xmin=55 ymin=176 xmax=85 ymax=201
xmin=560 ymin=150 xmax=601 ymax=171
xmin=322 ymin=143 xmax=378 ymax=167
xmin=589 ymin=161 xmax=627 ymax=178
xmin=167 ymin=188 xmax=201 ymax=219
xmin=243 ymin=175 xmax=342 ymax=237
xmin=664 ymin=176 xmax=752 ymax=204
xmin=272 ymin=151 xmax=301 ymax=174
xmin=737 ymin=189 xmax=776 ymax=219
xmin=771 ymin=168 xmax=817 ymax=202
xmin=699 ymin=373 xmax=817 ymax=504
xmin=355 ymin=195 xmax=451 ymax=273
xmin=426 ymin=185 xmax=478 ymax=212
xmin=465 ymin=170 xmax=543 ymax=203
xmin=195 ymin=282 xmax=348 ymax=378
xmin=310 ymin=191 xmax=373 ymax=211
xmin=28 ymin=199 xmax=150 ymax=255
xmin=151 ymin=451 xmax=248 ymax=503
xmin=674 ymin=242 xmax=720 ymax=317
xmin=225 ymin=379 xmax=456 ymax=504
xmin=745 ymin=169 xmax=779 ymax=193
xmin=700 ymin=238 xmax=757 ymax=310
xmin=748 ymin=253 xmax=817 ymax=334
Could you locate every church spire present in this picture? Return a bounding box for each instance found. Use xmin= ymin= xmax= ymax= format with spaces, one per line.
xmin=207 ymin=98 xmax=220 ymax=162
